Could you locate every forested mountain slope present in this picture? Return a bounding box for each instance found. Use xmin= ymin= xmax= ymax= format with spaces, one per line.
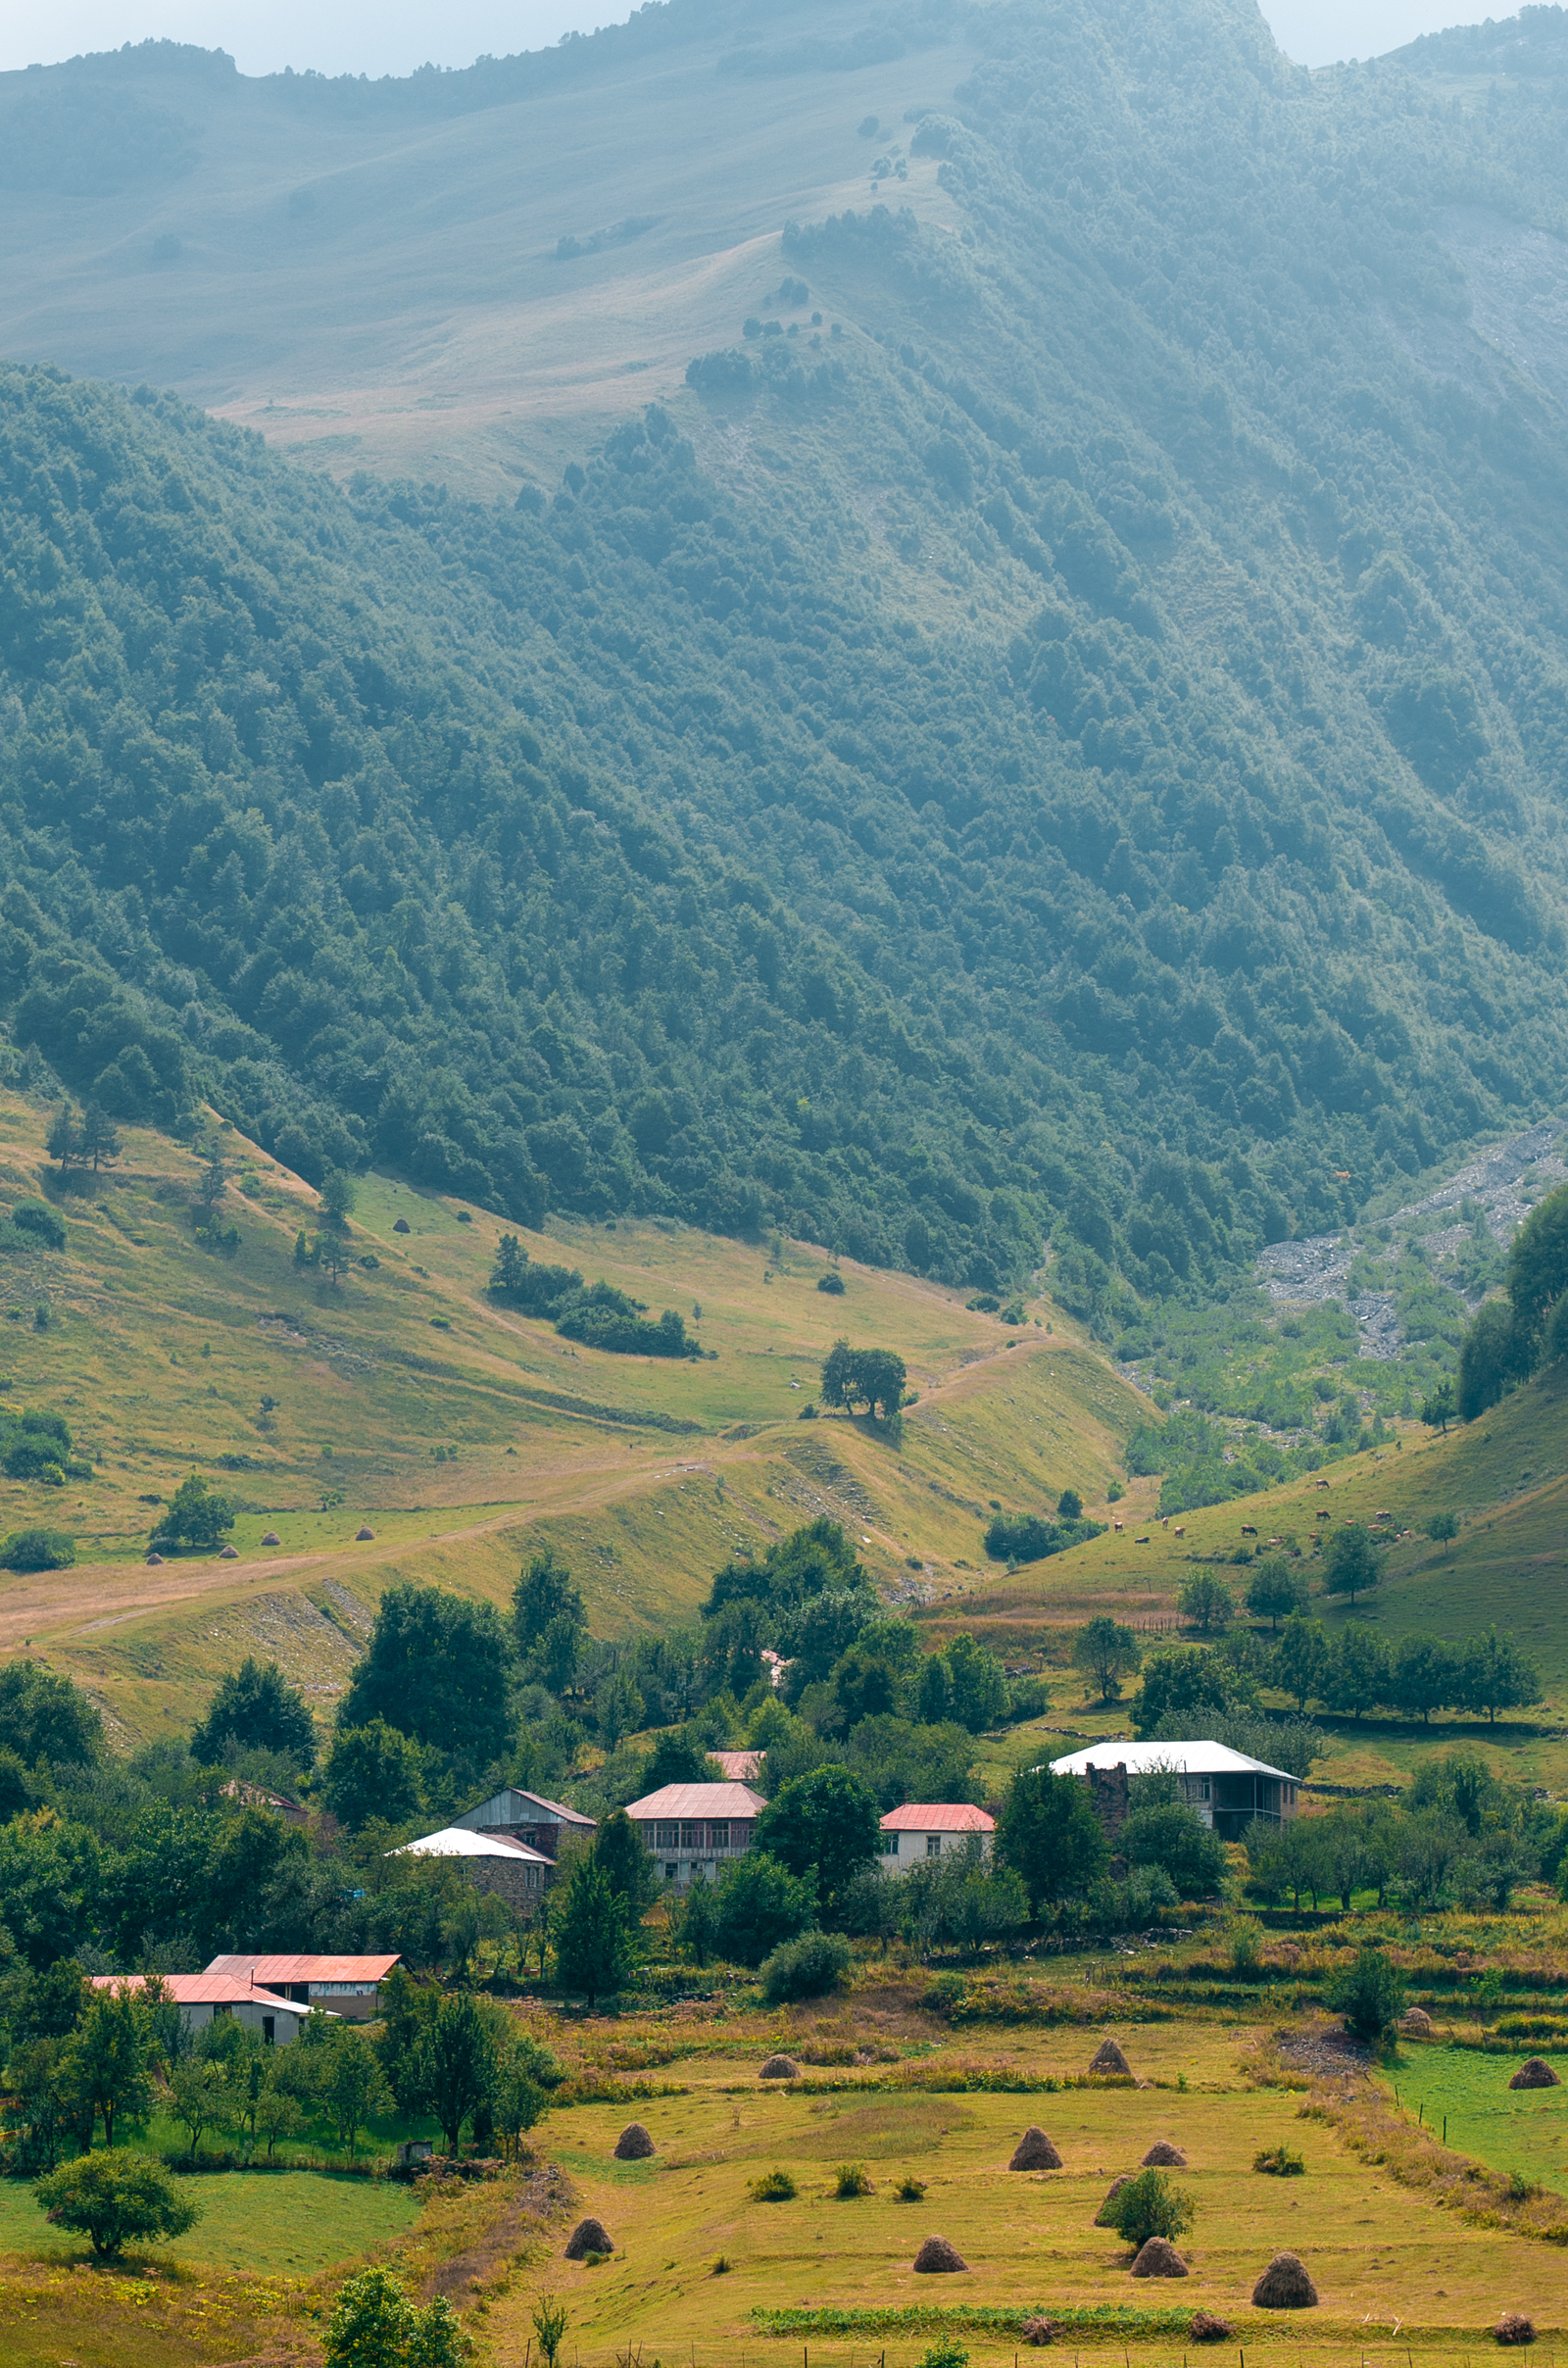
xmin=4 ymin=0 xmax=1568 ymax=1322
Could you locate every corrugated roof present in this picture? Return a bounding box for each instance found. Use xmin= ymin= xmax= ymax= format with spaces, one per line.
xmin=206 ymin=1953 xmax=401 ymax=1983
xmin=393 ymin=1826 xmax=553 ymax=1860
xmin=880 ymin=1803 xmax=996 ymax=1832
xmin=1047 ymin=1740 xmax=1297 ymax=1783
xmin=91 ymin=1973 xmax=306 ymax=2011
xmin=710 ymin=1750 xmax=763 ymax=1782
xmin=624 ymin=1782 xmax=767 ymax=1819
xmin=450 ymin=1787 xmax=596 ymax=1832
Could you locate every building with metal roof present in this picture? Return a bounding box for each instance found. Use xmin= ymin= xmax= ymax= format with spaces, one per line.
xmin=878 ymin=1801 xmax=996 ymax=1874
xmin=623 ymin=1780 xmax=766 ymax=1888
xmin=391 ymin=1824 xmax=554 ymax=1909
xmin=206 ymin=1952 xmax=400 ymax=2019
xmin=1048 ymin=1740 xmax=1298 ymax=1841
xmin=449 ymin=1788 xmax=596 ymax=1861
xmin=91 ymin=1971 xmax=312 ymax=2046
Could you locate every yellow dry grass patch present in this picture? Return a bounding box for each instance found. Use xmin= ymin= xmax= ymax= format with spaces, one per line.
xmin=497 ymin=2020 xmax=1568 ymax=2366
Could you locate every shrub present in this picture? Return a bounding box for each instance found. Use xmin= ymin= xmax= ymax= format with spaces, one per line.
xmin=750 ymin=2168 xmax=797 ymax=2200
xmin=896 ymin=2175 xmax=927 ymax=2199
xmin=12 ymin=1201 xmax=66 ymax=1249
xmin=817 ymin=1270 xmax=845 ymax=1294
xmin=1102 ymin=2168 xmax=1194 ymax=2249
xmin=917 ymin=2341 xmax=969 ymax=2368
xmin=1229 ymin=1919 xmax=1263 ymax=1975
xmin=760 ymin=1929 xmax=853 ymax=2003
xmin=833 ymin=2161 xmax=872 ymax=2196
xmin=1330 ymin=1945 xmax=1406 ymax=2043
xmin=33 ymin=2153 xmax=199 ymax=2256
xmin=0 ymin=1527 xmax=74 ymax=1572
xmin=1252 ymin=2145 xmax=1305 ymax=2176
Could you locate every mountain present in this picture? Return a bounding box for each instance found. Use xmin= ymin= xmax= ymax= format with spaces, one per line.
xmin=3 ymin=0 xmax=1568 ymax=1324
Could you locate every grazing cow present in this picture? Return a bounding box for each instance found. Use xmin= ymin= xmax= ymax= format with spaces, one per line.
xmin=1173 ymin=1525 xmax=1185 ymax=1537
xmin=1241 ymin=1525 xmax=1257 ymax=1536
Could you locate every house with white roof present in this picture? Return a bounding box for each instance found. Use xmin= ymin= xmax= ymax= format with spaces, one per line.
xmin=877 ymin=1802 xmax=995 ymax=1874
xmin=1048 ymin=1740 xmax=1298 ymax=1843
xmin=623 ymin=1780 xmax=766 ymax=1887
xmin=392 ymin=1823 xmax=555 ymax=1906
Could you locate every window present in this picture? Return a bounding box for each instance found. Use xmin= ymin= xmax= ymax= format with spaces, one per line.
xmin=664 ymin=1863 xmax=677 ymax=1881
xmin=656 ymin=1822 xmax=678 ymax=1850
xmin=879 ymin=1833 xmax=899 ymax=1854
xmin=681 ymin=1822 xmax=700 ymax=1850
xmin=710 ymin=1821 xmax=730 ymax=1850
xmin=213 ymin=2001 xmax=232 ymax=2017
xmin=262 ymin=2016 xmax=275 ymax=2046
xmin=926 ymin=1835 xmax=942 ymax=1856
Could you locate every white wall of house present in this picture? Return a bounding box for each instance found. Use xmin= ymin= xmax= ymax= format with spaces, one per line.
xmin=181 ymin=1998 xmax=307 ymax=2046
xmin=877 ymin=1829 xmax=994 ymax=1875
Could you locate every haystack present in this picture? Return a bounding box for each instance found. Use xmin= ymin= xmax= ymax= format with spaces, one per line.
xmin=760 ymin=2053 xmax=800 ymax=2081
xmin=1509 ymin=2058 xmax=1559 ymax=2091
xmin=261 ymin=1531 xmax=281 ymax=1546
xmin=912 ymin=2236 xmax=968 ymax=2273
xmin=1251 ymin=2252 xmax=1318 ymax=2309
xmin=145 ymin=1552 xmax=164 ymax=1565
xmin=1021 ymin=2317 xmax=1057 ymax=2345
xmin=1495 ymin=2315 xmax=1536 ymax=2346
xmin=393 ymin=1216 xmax=411 ymax=1232
xmin=1009 ymin=2127 xmax=1063 ymax=2171
xmin=1131 ymin=2237 xmax=1189 ymax=2279
xmin=1190 ymin=2313 xmax=1235 ymax=2344
xmin=1142 ymin=2141 xmax=1187 ymax=2166
xmin=219 ymin=1545 xmax=239 ymax=1558
xmin=564 ymin=2217 xmax=614 ymax=2260
xmin=1090 ymin=2038 xmax=1133 ymax=2076
xmin=1399 ymin=2007 xmax=1433 ymax=2037
xmin=613 ymin=2122 xmax=656 ymax=2160
xmin=1094 ymin=2175 xmax=1133 ymax=2227
xmin=355 ymin=1526 xmax=375 ymax=1542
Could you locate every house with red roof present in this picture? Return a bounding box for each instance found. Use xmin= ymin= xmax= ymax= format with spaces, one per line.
xmin=877 ymin=1802 xmax=995 ymax=1874
xmin=92 ymin=1971 xmax=314 ymax=2046
xmin=205 ymin=1952 xmax=402 ymax=2020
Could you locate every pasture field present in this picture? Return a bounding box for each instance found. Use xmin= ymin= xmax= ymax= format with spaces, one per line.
xmin=480 ymin=2000 xmax=1568 ymax=2368
xmin=0 ymin=2159 xmax=421 ymax=2276
xmin=1376 ymin=2047 xmax=1568 ymax=2197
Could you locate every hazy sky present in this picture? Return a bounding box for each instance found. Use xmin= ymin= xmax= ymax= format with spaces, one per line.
xmin=0 ymin=0 xmax=1494 ymax=81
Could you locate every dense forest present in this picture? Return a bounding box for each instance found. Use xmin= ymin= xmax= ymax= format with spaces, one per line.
xmin=4 ymin=0 xmax=1568 ymax=1320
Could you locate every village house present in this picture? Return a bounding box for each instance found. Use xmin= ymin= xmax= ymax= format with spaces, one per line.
xmin=448 ymin=1787 xmax=597 ymax=1862
xmin=91 ymin=1971 xmax=314 ymax=2046
xmin=205 ymin=1952 xmax=401 ymax=2021
xmin=392 ymin=1823 xmax=555 ymax=1907
xmin=623 ymin=1779 xmax=766 ymax=1887
xmin=1048 ymin=1740 xmax=1299 ymax=1844
xmin=877 ymin=1802 xmax=996 ymax=1873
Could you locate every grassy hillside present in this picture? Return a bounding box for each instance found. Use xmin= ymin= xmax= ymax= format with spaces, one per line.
xmin=0 ymin=1087 xmax=1150 ymax=1746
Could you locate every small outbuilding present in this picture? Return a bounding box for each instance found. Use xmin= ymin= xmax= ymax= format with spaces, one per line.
xmin=1049 ymin=1740 xmax=1298 ymax=1843
xmin=206 ymin=1952 xmax=401 ymax=2020
xmin=91 ymin=1971 xmax=314 ymax=2047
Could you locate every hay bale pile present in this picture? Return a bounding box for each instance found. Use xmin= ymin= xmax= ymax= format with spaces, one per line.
xmin=1399 ymin=2007 xmax=1434 ymax=2037
xmin=1252 ymin=2252 xmax=1317 ymax=2309
xmin=1009 ymin=2127 xmax=1064 ymax=2170
xmin=1090 ymin=2038 xmax=1133 ymax=2075
xmin=564 ymin=2216 xmax=614 ymax=2259
xmin=1509 ymin=2058 xmax=1559 ymax=2091
xmin=1021 ymin=2316 xmax=1057 ymax=2345
xmin=613 ymin=2122 xmax=655 ymax=2160
xmin=1131 ymin=2237 xmax=1188 ymax=2279
xmin=760 ymin=2053 xmax=800 ymax=2080
xmin=1190 ymin=2314 xmax=1234 ymax=2344
xmin=912 ymin=2236 xmax=968 ymax=2273
xmin=1495 ymin=2315 xmax=1536 ymax=2346
xmin=1094 ymin=2175 xmax=1133 ymax=2226
xmin=1142 ymin=2141 xmax=1187 ymax=2166
xmin=261 ymin=1530 xmax=281 ymax=1546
